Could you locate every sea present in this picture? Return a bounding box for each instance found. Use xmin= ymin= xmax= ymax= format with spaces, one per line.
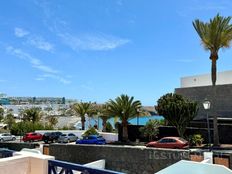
xmin=75 ymin=115 xmax=164 ymax=130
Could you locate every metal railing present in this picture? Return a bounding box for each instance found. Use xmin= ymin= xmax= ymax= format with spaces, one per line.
xmin=48 ymin=159 xmax=125 ymax=174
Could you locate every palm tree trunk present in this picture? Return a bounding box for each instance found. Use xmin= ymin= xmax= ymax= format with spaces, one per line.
xmin=81 ymin=117 xmax=85 ymax=130
xmin=122 ymin=120 xmax=128 ymax=142
xmin=211 ymin=56 xmax=217 ymax=86
xmin=212 ymin=85 xmax=219 ymax=146
xmin=102 ymin=119 xmax=107 ymax=132
xmin=210 ymin=54 xmax=219 ymax=146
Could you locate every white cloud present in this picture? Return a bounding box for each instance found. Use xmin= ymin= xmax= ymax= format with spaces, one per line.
xmin=14 ymin=27 xmax=29 ymax=38
xmin=27 ymin=37 xmax=54 ymax=52
xmin=6 ymin=46 xmax=70 ymax=84
xmin=59 ymin=33 xmax=130 ymax=51
xmin=42 ymin=74 xmax=71 ymax=84
xmin=14 ymin=27 xmax=54 ymax=52
xmin=35 ymin=77 xmax=45 ymax=81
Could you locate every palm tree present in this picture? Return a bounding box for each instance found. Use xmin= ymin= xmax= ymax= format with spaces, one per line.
xmin=193 ymin=14 xmax=232 ymax=145
xmin=94 ymin=104 xmax=111 ymax=132
xmin=193 ymin=14 xmax=232 ymax=86
xmin=48 ymin=116 xmax=58 ymax=128
xmin=107 ymin=94 xmax=142 ymax=142
xmin=72 ymin=102 xmax=94 ymax=130
xmin=22 ymin=107 xmax=41 ymax=123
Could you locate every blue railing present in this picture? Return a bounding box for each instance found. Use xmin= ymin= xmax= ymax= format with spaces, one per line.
xmin=48 ymin=160 xmax=125 ymax=174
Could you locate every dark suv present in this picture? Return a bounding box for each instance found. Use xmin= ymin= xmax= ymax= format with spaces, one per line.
xmin=42 ymin=132 xmax=62 ymax=143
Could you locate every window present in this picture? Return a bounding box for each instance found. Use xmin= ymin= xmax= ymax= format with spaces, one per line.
xmin=159 ymin=139 xmax=168 ymax=143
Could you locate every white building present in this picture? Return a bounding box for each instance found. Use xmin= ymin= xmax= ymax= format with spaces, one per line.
xmin=181 ymin=70 xmax=232 ymax=88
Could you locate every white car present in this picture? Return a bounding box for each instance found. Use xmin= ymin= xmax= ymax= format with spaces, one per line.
xmin=0 ymin=133 xmax=16 ymax=142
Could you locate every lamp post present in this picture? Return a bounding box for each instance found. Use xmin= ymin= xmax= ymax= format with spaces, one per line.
xmin=136 ymin=108 xmax=140 ymax=125
xmin=203 ymin=99 xmax=211 ymax=149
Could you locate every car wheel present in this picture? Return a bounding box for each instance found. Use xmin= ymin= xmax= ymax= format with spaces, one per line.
xmin=12 ymin=137 xmax=16 ymax=141
xmin=0 ymin=138 xmax=4 ymax=142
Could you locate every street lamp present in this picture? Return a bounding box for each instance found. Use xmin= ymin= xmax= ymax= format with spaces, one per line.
xmin=136 ymin=108 xmax=140 ymax=125
xmin=203 ymin=99 xmax=211 ymax=149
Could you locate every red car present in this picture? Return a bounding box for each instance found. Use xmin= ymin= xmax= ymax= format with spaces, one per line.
xmin=22 ymin=132 xmax=43 ymax=142
xmin=146 ymin=137 xmax=189 ymax=149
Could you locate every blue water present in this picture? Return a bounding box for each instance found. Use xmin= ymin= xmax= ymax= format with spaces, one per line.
xmin=82 ymin=115 xmax=163 ymax=130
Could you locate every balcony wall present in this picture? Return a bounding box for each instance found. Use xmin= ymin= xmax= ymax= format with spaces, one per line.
xmin=0 ymin=152 xmax=54 ymax=174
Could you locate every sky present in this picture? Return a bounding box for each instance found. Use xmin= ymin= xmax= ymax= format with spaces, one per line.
xmin=1 ymin=0 xmax=232 ymax=106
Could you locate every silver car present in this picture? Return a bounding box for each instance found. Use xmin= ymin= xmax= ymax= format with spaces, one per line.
xmin=0 ymin=133 xmax=16 ymax=142
xmin=58 ymin=133 xmax=78 ymax=143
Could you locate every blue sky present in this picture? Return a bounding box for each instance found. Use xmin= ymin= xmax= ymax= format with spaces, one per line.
xmin=1 ymin=0 xmax=232 ymax=106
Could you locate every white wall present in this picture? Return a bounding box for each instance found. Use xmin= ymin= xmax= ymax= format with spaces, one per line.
xmin=0 ymin=153 xmax=54 ymax=174
xmin=181 ymin=70 xmax=232 ymax=88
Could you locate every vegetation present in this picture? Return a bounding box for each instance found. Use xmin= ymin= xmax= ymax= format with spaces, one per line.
xmin=193 ymin=14 xmax=232 ymax=86
xmin=107 ymin=94 xmax=142 ymax=141
xmin=106 ymin=122 xmax=113 ymax=132
xmin=4 ymin=113 xmax=15 ymax=130
xmin=0 ymin=107 xmax=4 ymax=122
xmin=47 ymin=116 xmax=58 ymax=128
xmin=156 ymin=93 xmax=198 ymax=138
xmin=189 ymin=134 xmax=204 ymax=146
xmin=82 ymin=127 xmax=99 ymax=137
xmin=193 ymin=14 xmax=232 ymax=146
xmin=72 ymin=102 xmax=94 ymax=130
xmin=11 ymin=121 xmax=53 ymax=136
xmin=22 ymin=107 xmax=42 ymax=123
xmin=139 ymin=120 xmax=159 ymax=141
xmin=58 ymin=125 xmax=75 ymax=130
xmin=93 ymin=104 xmax=111 ymax=132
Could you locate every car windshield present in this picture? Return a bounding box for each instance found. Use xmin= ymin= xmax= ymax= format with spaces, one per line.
xmin=178 ymin=137 xmax=187 ymax=143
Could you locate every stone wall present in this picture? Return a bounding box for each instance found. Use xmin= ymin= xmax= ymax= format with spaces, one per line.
xmin=49 ymin=144 xmax=190 ymax=174
xmin=175 ymin=84 xmax=232 ymax=120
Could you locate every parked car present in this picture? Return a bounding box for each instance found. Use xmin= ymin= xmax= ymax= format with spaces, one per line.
xmin=42 ymin=132 xmax=63 ymax=143
xmin=146 ymin=137 xmax=189 ymax=149
xmin=22 ymin=132 xmax=43 ymax=142
xmin=58 ymin=133 xmax=78 ymax=143
xmin=0 ymin=133 xmax=16 ymax=142
xmin=76 ymin=135 xmax=106 ymax=145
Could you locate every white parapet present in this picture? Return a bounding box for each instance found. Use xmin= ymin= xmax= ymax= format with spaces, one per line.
xmin=203 ymin=152 xmax=213 ymax=164
xmin=0 ymin=151 xmax=55 ymax=174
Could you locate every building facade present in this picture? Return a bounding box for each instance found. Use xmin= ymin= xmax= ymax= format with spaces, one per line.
xmin=176 ymin=71 xmax=232 ymax=120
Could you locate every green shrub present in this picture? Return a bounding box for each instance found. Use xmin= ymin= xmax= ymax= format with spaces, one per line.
xmin=82 ymin=127 xmax=99 ymax=137
xmin=139 ymin=120 xmax=159 ymax=141
xmin=10 ymin=121 xmax=54 ymax=135
xmin=189 ymin=134 xmax=204 ymax=146
xmin=106 ymin=122 xmax=113 ymax=132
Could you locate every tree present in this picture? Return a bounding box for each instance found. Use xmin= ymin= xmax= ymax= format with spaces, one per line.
xmin=107 ymin=94 xmax=142 ymax=141
xmin=0 ymin=107 xmax=4 ymax=122
xmin=4 ymin=113 xmax=15 ymax=130
xmin=48 ymin=116 xmax=58 ymax=127
xmin=139 ymin=120 xmax=159 ymax=141
xmin=93 ymin=104 xmax=111 ymax=132
xmin=155 ymin=93 xmax=198 ymax=138
xmin=193 ymin=14 xmax=232 ymax=145
xmin=72 ymin=102 xmax=94 ymax=130
xmin=22 ymin=107 xmax=41 ymax=123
